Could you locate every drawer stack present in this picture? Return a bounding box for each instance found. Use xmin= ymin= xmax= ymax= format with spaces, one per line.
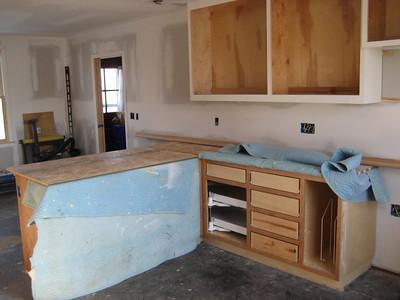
xmin=204 ymin=162 xmax=303 ymax=264
xmin=249 ymin=171 xmax=301 ymax=264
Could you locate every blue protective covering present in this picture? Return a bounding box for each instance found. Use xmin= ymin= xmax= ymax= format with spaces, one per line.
xmin=201 ymin=144 xmax=388 ymax=202
xmin=199 ymin=151 xmax=322 ymax=177
xmin=27 ymin=159 xmax=198 ymax=221
xmin=26 ymin=159 xmax=200 ymax=299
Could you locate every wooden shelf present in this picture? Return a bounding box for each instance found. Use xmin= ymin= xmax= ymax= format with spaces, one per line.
xmin=368 ymin=0 xmax=400 ymax=42
xmin=303 ymin=180 xmax=338 ymax=277
xmin=271 ymin=0 xmax=361 ymax=96
xmin=190 ymin=0 xmax=267 ymax=95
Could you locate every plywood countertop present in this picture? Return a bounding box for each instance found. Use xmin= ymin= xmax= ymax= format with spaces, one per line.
xmin=8 ymin=142 xmax=217 ymax=186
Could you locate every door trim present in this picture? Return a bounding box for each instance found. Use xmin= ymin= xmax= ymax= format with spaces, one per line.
xmin=91 ymin=51 xmax=128 ymax=153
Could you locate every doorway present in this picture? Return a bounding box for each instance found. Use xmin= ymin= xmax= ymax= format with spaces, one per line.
xmin=94 ymin=56 xmax=126 ymax=152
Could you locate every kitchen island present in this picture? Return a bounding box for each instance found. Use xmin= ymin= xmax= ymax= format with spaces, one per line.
xmin=8 ymin=143 xmax=216 ymax=299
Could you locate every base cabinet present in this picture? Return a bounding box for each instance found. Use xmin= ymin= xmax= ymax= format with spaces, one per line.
xmin=201 ymin=160 xmax=376 ymax=290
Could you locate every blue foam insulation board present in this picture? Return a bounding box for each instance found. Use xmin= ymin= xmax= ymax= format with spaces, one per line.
xmin=25 ymin=159 xmax=200 ymax=299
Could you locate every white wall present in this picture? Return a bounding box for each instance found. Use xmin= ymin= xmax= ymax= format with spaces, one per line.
xmin=70 ymin=9 xmax=400 ymax=273
xmin=0 ymin=35 xmax=69 ymax=167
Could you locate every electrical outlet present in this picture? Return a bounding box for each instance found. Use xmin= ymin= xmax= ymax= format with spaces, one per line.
xmin=130 ymin=112 xmax=135 ymax=120
xmin=301 ymin=123 xmax=315 ymax=134
xmin=36 ymin=127 xmax=42 ymax=134
xmin=391 ymin=204 xmax=400 ymax=217
xmin=214 ymin=117 xmax=219 ymax=126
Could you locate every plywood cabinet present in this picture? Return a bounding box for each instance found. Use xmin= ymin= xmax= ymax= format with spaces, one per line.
xmin=190 ymin=0 xmax=267 ymax=95
xmin=200 ymin=159 xmax=377 ymax=290
xmin=271 ymin=0 xmax=361 ymax=95
xmin=188 ymin=0 xmax=383 ymax=104
xmin=367 ymin=0 xmax=400 ymax=44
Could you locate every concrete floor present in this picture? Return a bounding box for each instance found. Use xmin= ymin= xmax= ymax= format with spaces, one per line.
xmin=0 ymin=193 xmax=399 ymax=300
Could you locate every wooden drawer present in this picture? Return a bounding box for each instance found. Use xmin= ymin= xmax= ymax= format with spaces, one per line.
xmin=251 ymin=232 xmax=298 ymax=263
xmin=250 ymin=171 xmax=300 ymax=193
xmin=206 ymin=163 xmax=246 ymax=183
xmin=251 ymin=190 xmax=299 ymax=217
xmin=251 ymin=211 xmax=299 ymax=240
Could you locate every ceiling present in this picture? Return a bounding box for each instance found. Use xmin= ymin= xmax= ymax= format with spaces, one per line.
xmin=0 ymin=0 xmax=185 ymax=36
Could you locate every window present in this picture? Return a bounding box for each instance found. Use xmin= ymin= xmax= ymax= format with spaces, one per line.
xmin=0 ymin=56 xmax=8 ymax=142
xmin=101 ymin=68 xmax=122 ymax=113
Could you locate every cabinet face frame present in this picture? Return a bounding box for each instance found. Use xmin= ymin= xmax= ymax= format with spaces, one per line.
xmin=200 ymin=159 xmax=342 ymax=278
xmin=188 ymin=0 xmax=382 ymax=104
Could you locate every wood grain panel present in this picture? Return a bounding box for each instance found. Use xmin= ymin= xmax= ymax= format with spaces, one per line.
xmin=190 ymin=0 xmax=267 ymax=95
xmin=251 ymin=232 xmax=298 ymax=262
xmin=23 ymin=111 xmax=57 ymax=139
xmin=251 ymin=211 xmax=299 ymax=239
xmin=207 ymin=163 xmax=246 ymax=183
xmin=251 ymin=190 xmax=300 ymax=217
xmin=8 ymin=149 xmax=196 ymax=186
xmin=15 ymin=176 xmax=37 ymax=271
xmin=191 ymin=7 xmax=212 ymax=94
xmin=368 ymin=0 xmax=400 ymax=41
xmin=250 ymin=171 xmax=300 ymax=193
xmin=272 ymin=0 xmax=361 ymax=95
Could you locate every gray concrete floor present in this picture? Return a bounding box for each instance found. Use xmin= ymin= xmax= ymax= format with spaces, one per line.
xmin=0 ymin=193 xmax=399 ymax=300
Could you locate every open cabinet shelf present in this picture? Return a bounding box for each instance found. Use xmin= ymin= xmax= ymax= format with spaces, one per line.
xmin=271 ymin=0 xmax=361 ymax=96
xmin=303 ymin=180 xmax=338 ymax=277
xmin=190 ymin=0 xmax=267 ymax=95
xmin=368 ymin=0 xmax=400 ymax=43
xmin=188 ymin=0 xmax=383 ymax=104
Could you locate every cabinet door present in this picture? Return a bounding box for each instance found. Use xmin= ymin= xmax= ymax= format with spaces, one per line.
xmin=190 ymin=0 xmax=267 ymax=95
xmin=272 ymin=0 xmax=361 ymax=95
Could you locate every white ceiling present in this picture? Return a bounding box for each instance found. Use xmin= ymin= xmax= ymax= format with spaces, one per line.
xmin=0 ymin=0 xmax=185 ymax=36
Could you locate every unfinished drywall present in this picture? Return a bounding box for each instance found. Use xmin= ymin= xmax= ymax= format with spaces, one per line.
xmin=30 ymin=45 xmax=63 ymax=99
xmin=0 ymin=35 xmax=69 ymax=167
xmin=70 ymin=9 xmax=400 ymax=273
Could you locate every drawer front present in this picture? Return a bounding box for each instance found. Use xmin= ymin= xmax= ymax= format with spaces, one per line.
xmin=250 ymin=171 xmax=300 ymax=193
xmin=206 ymin=163 xmax=246 ymax=183
xmin=251 ymin=212 xmax=299 ymax=240
xmin=251 ymin=233 xmax=298 ymax=263
xmin=251 ymin=190 xmax=299 ymax=217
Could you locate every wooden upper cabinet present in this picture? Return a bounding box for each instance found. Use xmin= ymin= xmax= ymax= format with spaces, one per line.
xmin=368 ymin=0 xmax=400 ymax=42
xmin=188 ymin=0 xmax=383 ymax=104
xmin=190 ymin=0 xmax=268 ymax=95
xmin=271 ymin=0 xmax=361 ymax=95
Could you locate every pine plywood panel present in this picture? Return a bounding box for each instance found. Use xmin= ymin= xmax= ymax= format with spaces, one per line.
xmin=250 ymin=171 xmax=300 ymax=193
xmin=191 ymin=0 xmax=267 ymax=95
xmin=8 ymin=149 xmax=196 ymax=186
xmin=251 ymin=232 xmax=298 ymax=262
xmin=251 ymin=211 xmax=299 ymax=239
xmin=23 ymin=111 xmax=57 ymax=139
xmin=251 ymin=190 xmax=300 ymax=217
xmin=368 ymin=0 xmax=400 ymax=41
xmin=191 ymin=8 xmax=212 ymax=94
xmin=206 ymin=163 xmax=246 ymax=183
xmin=15 ymin=176 xmax=37 ymax=271
xmin=272 ymin=0 xmax=361 ymax=95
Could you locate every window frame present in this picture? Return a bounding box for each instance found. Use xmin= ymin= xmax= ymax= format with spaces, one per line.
xmin=0 ymin=55 xmax=9 ymax=144
xmin=101 ymin=68 xmax=121 ymax=113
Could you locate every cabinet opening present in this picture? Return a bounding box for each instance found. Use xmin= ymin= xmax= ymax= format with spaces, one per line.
xmin=207 ymin=180 xmax=247 ymax=244
xmin=271 ymin=0 xmax=360 ymax=96
xmin=208 ymin=181 xmax=246 ymax=208
xmin=303 ymin=180 xmax=338 ymax=275
xmin=190 ymin=0 xmax=267 ymax=95
xmin=368 ymin=0 xmax=400 ymax=42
